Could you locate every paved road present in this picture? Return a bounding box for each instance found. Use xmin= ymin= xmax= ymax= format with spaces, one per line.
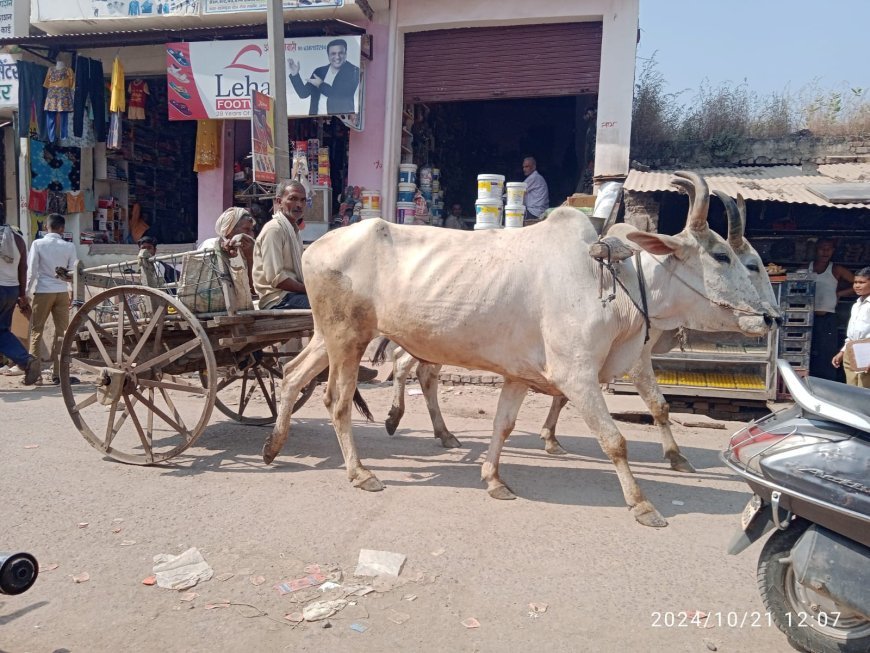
xmin=1 ymin=381 xmax=793 ymax=652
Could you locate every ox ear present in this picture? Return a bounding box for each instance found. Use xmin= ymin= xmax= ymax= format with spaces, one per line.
xmin=625 ymin=230 xmax=686 ymax=257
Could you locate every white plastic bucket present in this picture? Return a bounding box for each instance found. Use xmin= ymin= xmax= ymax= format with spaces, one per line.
xmin=419 ymin=166 xmax=433 ymax=187
xmin=504 ymin=204 xmax=525 ymax=228
xmin=506 ymin=182 xmax=527 ymax=206
xmin=474 ymin=223 xmax=501 ymax=230
xmin=477 ymin=174 xmax=505 ymax=201
xmin=475 ymin=198 xmax=502 ymax=225
xmin=431 ymin=179 xmax=441 ymax=192
xmin=398 ymin=163 xmax=417 ymax=185
xmin=361 ymin=190 xmax=381 ymax=211
xmin=432 ymin=168 xmax=441 ymax=181
xmin=396 ymin=201 xmax=416 ymax=224
xmin=360 ymin=209 xmax=381 ymax=220
xmin=397 ymin=182 xmax=416 ymax=203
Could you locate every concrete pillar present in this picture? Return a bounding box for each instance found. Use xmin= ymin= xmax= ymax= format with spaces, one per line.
xmin=197 ymin=121 xmax=234 ymax=246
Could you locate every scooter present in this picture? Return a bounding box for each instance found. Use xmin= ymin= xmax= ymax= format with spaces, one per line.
xmin=722 ymin=360 xmax=870 ymax=653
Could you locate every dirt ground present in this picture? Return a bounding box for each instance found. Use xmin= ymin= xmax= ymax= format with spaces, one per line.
xmin=1 ymin=372 xmax=795 ymax=653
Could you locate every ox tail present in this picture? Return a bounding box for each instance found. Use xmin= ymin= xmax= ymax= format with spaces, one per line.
xmin=353 ymin=388 xmax=374 ymax=422
xmin=372 ymin=337 xmax=392 ymax=365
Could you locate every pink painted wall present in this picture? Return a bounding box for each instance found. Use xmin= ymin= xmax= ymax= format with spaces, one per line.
xmin=347 ymin=20 xmax=390 ymax=193
xmin=196 ymin=122 xmax=235 ymax=245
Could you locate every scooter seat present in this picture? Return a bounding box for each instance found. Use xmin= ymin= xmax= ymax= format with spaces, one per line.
xmin=803 ymin=376 xmax=870 ymax=421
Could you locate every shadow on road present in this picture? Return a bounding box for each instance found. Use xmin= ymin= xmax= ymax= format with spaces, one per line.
xmin=0 ymin=600 xmax=48 ymax=626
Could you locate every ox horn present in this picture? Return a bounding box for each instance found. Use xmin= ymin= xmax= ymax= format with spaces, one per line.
xmin=671 ymin=177 xmax=695 ymax=215
xmin=674 ymin=171 xmax=710 ymax=231
xmin=713 ymin=190 xmax=744 ymax=249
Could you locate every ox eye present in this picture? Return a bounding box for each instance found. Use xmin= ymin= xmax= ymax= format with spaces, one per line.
xmin=713 ymin=252 xmax=731 ymax=264
xmin=746 ymin=263 xmax=760 ymax=272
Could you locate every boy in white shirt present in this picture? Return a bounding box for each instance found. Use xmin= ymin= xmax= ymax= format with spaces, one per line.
xmin=832 ymin=266 xmax=870 ymax=388
xmin=26 ymin=213 xmax=77 ymax=385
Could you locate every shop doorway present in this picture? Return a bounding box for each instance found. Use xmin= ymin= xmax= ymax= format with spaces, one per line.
xmin=410 ymin=95 xmax=594 ymax=218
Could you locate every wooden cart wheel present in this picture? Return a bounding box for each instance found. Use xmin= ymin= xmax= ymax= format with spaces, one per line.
xmin=200 ymin=347 xmax=317 ymax=426
xmin=60 ymin=286 xmax=218 ymax=465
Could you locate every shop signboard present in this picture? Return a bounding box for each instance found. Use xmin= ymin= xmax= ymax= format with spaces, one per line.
xmin=204 ymin=0 xmax=342 ymax=13
xmin=90 ymin=1 xmax=200 ymax=17
xmin=251 ymin=90 xmax=276 ymax=185
xmin=1 ymin=0 xmax=28 ymax=36
xmin=0 ymin=54 xmax=18 ymax=108
xmin=166 ymin=36 xmax=362 ymax=120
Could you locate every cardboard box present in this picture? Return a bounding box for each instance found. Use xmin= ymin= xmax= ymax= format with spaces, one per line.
xmin=566 ymin=193 xmax=596 ymax=209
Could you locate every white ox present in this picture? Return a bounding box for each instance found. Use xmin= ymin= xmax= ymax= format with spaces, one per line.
xmin=377 ymin=186 xmax=781 ymax=464
xmin=262 ymin=172 xmax=776 ymax=527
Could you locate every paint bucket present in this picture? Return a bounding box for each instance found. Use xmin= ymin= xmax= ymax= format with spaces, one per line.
xmin=475 ymin=198 xmax=502 ymax=225
xmin=430 ymin=206 xmax=443 ymax=219
xmin=361 ymin=190 xmax=381 ymax=211
xmin=477 ymin=174 xmax=505 ymax=201
xmin=431 ymin=190 xmax=442 ymax=203
xmin=398 ymin=163 xmax=417 ymax=185
xmin=396 ymin=201 xmax=416 ymax=224
xmin=360 ymin=209 xmax=381 ymax=220
xmin=432 ymin=168 xmax=441 ymax=181
xmin=504 ymin=204 xmax=525 ymax=229
xmin=397 ymin=182 xmax=416 ymax=203
xmin=419 ymin=166 xmax=434 ymax=187
xmin=474 ymin=222 xmax=501 ymax=230
xmin=506 ymin=182 xmax=527 ymax=206
xmin=420 ymin=187 xmax=433 ymax=202
xmin=431 ymin=179 xmax=441 ymax=192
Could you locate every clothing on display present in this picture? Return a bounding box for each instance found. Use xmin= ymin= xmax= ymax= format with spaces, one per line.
xmin=28 ymin=189 xmax=47 ymax=213
xmin=110 ymin=57 xmax=126 ymax=113
xmin=194 ymin=119 xmax=221 ymax=172
xmin=16 ymin=61 xmax=49 ymax=141
xmin=72 ymin=56 xmax=107 ymax=142
xmin=43 ymin=64 xmax=74 ymax=113
xmin=66 ymin=191 xmax=85 ymax=214
xmin=127 ymin=79 xmax=149 ymax=120
xmin=47 ymin=191 xmax=67 ymax=216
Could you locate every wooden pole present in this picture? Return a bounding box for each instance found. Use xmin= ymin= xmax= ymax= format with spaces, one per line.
xmin=267 ymin=0 xmax=291 ymax=181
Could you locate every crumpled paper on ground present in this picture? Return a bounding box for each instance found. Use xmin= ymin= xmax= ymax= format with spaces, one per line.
xmin=354 ymin=549 xmax=406 ymax=577
xmin=303 ymin=599 xmax=348 ymax=622
xmin=152 ymin=547 xmax=214 ymax=590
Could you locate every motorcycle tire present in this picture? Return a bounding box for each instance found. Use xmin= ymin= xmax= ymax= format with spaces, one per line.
xmin=758 ymin=521 xmax=870 ymax=653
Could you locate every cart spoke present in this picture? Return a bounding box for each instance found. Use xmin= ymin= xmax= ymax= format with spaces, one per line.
xmin=132 ymin=389 xmax=190 ymax=438
xmin=70 ymin=357 xmax=109 ymax=374
xmin=71 ymin=392 xmax=99 ymax=414
xmin=85 ymin=319 xmax=117 ymax=367
xmin=134 ymin=338 xmax=202 ymax=375
xmin=122 ymin=298 xmax=143 ymax=340
xmin=128 ymin=305 xmax=166 ymax=364
xmin=104 ymin=399 xmax=120 ymax=450
xmin=123 ymin=393 xmax=152 ymax=463
xmin=116 ymin=294 xmax=126 ymax=362
xmin=146 ymin=388 xmax=154 ymax=447
xmin=253 ymin=368 xmax=278 ymax=416
xmin=158 ymin=386 xmax=190 ymax=436
xmin=138 ymin=377 xmax=207 ymax=395
xmin=238 ymin=373 xmax=250 ymax=415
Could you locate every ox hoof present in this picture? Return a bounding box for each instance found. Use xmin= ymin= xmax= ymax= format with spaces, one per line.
xmin=439 ymin=434 xmax=462 ymax=449
xmin=632 ymin=503 xmax=668 ymax=528
xmin=384 ymin=418 xmax=399 ymax=436
xmin=262 ymin=444 xmax=278 ymax=465
xmin=488 ymin=484 xmax=516 ymax=500
xmin=355 ymin=476 xmax=385 ymax=492
xmin=544 ymin=440 xmax=568 ymax=456
xmin=668 ymin=455 xmax=696 ymax=474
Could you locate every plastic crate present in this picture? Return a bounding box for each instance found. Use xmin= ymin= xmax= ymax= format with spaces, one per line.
xmin=785 ymin=271 xmax=811 ymax=281
xmin=781 ymin=279 xmax=814 ymax=296
xmin=779 ymin=339 xmax=812 ymax=357
xmin=780 ymin=327 xmax=812 ymax=343
xmin=780 ymin=297 xmax=813 ymax=312
xmin=780 ymin=352 xmax=811 ymax=369
xmin=783 ymin=310 xmax=814 ymax=328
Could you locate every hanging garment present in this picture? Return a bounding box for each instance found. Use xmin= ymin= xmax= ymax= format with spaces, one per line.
xmin=109 ymin=57 xmax=125 ymax=113
xmin=28 ymin=188 xmax=48 ymax=213
xmin=17 ymin=61 xmax=49 ymax=141
xmin=127 ymin=79 xmax=149 ymax=120
xmin=45 ymin=111 xmax=69 ymax=143
xmin=43 ymin=66 xmax=75 ymax=112
xmin=73 ymin=57 xmax=107 ymax=142
xmin=47 ymin=190 xmax=68 ymax=215
xmin=83 ymin=189 xmax=96 ymax=212
xmin=194 ymin=120 xmax=221 ymax=172
xmin=66 ymin=191 xmax=85 ymax=214
xmin=60 ymin=106 xmax=95 ymax=148
xmin=107 ymin=112 xmax=122 ymax=149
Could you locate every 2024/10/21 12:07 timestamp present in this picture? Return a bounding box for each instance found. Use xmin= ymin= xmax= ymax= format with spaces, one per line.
xmin=651 ymin=611 xmax=842 ymax=628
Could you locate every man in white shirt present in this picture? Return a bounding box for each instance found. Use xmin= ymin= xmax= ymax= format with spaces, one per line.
xmin=832 ymin=266 xmax=870 ymax=388
xmin=26 ymin=213 xmax=77 ymax=385
xmin=0 ymin=215 xmax=40 ymax=384
xmin=522 ymin=157 xmax=549 ymax=224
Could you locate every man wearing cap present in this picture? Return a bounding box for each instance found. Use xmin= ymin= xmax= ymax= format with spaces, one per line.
xmin=200 ymin=206 xmax=256 ymax=296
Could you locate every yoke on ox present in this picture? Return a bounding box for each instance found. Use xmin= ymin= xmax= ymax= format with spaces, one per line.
xmin=264 ymin=172 xmax=774 ymax=527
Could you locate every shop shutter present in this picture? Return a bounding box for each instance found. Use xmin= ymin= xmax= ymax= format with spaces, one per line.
xmin=403 ymin=22 xmax=602 ymax=104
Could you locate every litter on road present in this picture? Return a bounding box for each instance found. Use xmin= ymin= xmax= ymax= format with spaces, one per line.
xmin=355 ymin=549 xmax=406 ymax=577
xmin=152 ymin=547 xmax=213 ymax=590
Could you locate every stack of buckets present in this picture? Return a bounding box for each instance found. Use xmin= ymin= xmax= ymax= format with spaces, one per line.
xmin=474 ymin=174 xmax=527 ymax=230
xmin=360 ymin=189 xmax=381 ymax=220
xmin=397 ymin=163 xmax=417 ymax=225
xmin=429 ymin=168 xmax=444 ymax=224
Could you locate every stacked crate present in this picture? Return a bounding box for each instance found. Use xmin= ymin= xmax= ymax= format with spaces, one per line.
xmin=778 ymin=272 xmax=814 ymax=373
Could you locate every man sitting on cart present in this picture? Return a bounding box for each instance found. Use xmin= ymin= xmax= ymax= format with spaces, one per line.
xmin=200 ymin=207 xmax=256 ymax=297
xmin=252 ymin=180 xmax=310 ymax=310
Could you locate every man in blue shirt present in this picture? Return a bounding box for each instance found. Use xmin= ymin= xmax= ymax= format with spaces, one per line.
xmin=522 ymin=157 xmax=549 ymax=224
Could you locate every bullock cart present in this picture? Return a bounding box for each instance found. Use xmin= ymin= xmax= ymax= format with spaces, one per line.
xmin=60 ymin=249 xmax=316 ymax=464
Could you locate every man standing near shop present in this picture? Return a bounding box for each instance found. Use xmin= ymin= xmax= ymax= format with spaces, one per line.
xmin=26 ymin=213 xmax=77 ymax=385
xmin=522 ymin=157 xmax=549 ymax=225
xmin=288 ymin=39 xmax=360 ymax=116
xmin=253 ymin=180 xmax=310 ymax=310
xmin=0 ymin=212 xmax=40 ymax=384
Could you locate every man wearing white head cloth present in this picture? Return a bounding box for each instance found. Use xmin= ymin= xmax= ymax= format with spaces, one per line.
xmin=199 ymin=206 xmax=256 ymax=295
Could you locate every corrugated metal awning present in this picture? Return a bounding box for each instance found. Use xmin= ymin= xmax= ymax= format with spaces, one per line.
xmin=0 ymin=20 xmax=365 ymax=50
xmin=624 ymin=165 xmax=870 ymax=209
